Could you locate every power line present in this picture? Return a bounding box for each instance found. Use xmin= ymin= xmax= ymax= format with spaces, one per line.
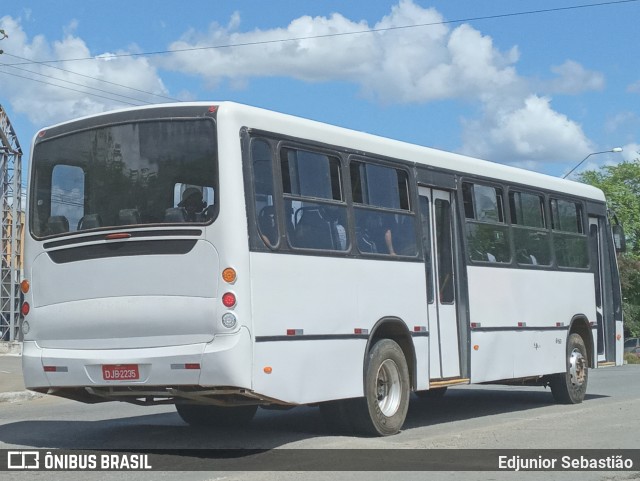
xmin=2 ymin=0 xmax=638 ymax=66
xmin=0 ymin=61 xmax=153 ymax=105
xmin=1 ymin=52 xmax=180 ymax=103
xmin=0 ymin=69 xmax=141 ymax=106
xmin=0 ymin=0 xmax=636 ymax=108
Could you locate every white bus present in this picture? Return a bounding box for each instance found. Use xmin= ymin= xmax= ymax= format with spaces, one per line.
xmin=21 ymin=102 xmax=624 ymax=436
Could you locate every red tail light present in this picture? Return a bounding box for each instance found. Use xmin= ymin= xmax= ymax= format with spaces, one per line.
xmin=222 ymin=292 xmax=236 ymax=308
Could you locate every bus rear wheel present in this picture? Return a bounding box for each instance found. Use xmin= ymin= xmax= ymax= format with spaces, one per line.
xmin=349 ymin=338 xmax=410 ymax=436
xmin=175 ymin=403 xmax=258 ymax=427
xmin=550 ymin=333 xmax=589 ymax=404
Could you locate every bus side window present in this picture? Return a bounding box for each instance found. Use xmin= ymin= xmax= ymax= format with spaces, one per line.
xmin=462 ymin=182 xmax=511 ymax=264
xmin=281 ymin=147 xmax=348 ymax=252
xmin=350 ymin=160 xmax=416 ymax=257
xmin=252 ymin=139 xmax=278 ymax=247
xmin=509 ymin=190 xmax=551 ymax=266
xmin=550 ymin=198 xmax=588 ymax=268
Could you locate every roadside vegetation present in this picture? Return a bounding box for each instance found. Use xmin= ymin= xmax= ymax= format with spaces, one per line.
xmin=579 ymin=158 xmax=640 ymax=338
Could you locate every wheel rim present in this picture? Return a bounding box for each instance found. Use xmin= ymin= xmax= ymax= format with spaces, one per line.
xmin=376 ymin=359 xmax=401 ymax=416
xmin=569 ymin=348 xmax=587 ymax=386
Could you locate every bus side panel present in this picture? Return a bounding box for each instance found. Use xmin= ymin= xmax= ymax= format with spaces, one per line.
xmin=249 ymin=253 xmax=428 ymax=404
xmin=412 ymin=335 xmax=430 ymax=391
xmin=616 ymin=321 xmax=624 ymax=366
xmin=470 ymin=330 xmax=566 ymax=383
xmin=467 ymin=267 xmax=596 ymax=330
xmin=253 ymin=339 xmax=367 ymax=404
xmin=467 ymin=267 xmax=596 ymax=383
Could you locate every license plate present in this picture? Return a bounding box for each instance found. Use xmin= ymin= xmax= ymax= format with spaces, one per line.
xmin=102 ymin=364 xmax=139 ymax=381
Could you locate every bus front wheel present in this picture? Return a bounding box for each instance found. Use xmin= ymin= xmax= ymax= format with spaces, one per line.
xmin=175 ymin=403 xmax=258 ymax=427
xmin=549 ymin=333 xmax=589 ymax=404
xmin=349 ymin=338 xmax=410 ymax=436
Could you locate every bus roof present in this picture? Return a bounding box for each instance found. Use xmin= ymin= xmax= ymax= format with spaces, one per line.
xmin=34 ymin=101 xmax=606 ymax=202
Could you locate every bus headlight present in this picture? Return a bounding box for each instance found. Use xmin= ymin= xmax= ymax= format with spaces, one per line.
xmin=221 ymin=312 xmax=237 ymax=329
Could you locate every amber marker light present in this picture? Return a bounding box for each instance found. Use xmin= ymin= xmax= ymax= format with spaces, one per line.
xmin=263 ymin=367 xmax=273 ymax=374
xmin=222 ymin=267 xmax=237 ymax=284
xmin=473 ymin=345 xmax=479 ymax=351
xmin=20 ymin=280 xmax=30 ymax=294
xmin=105 ymin=232 xmax=131 ymax=240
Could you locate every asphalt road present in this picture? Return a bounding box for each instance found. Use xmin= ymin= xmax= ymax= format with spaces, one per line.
xmin=0 ymin=364 xmax=639 ymax=481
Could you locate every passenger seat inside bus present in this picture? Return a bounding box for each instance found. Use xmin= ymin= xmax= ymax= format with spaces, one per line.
xmin=164 ymin=207 xmax=186 ymax=223
xmin=295 ymin=207 xmax=334 ymax=250
xmin=77 ymin=214 xmax=102 ymax=230
xmin=257 ymin=206 xmax=277 ymax=246
xmin=118 ymin=209 xmax=141 ymax=226
xmin=47 ymin=215 xmax=69 ymax=234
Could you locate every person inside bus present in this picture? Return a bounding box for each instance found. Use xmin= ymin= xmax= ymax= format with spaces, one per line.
xmin=257 ymin=205 xmax=278 ymax=246
xmin=384 ymin=214 xmax=416 ymax=256
xmin=381 ymin=214 xmax=402 ymax=256
xmin=179 ymin=187 xmax=207 ymax=222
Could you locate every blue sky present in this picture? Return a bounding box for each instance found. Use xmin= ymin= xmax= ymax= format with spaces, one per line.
xmin=1 ymin=0 xmax=639 ymax=179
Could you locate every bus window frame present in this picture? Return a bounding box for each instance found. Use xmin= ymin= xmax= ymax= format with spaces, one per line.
xmin=243 ymin=130 xmax=424 ymax=261
xmin=458 ymin=176 xmax=592 ymax=273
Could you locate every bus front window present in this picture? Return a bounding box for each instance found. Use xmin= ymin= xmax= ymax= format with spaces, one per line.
xmin=30 ymin=119 xmax=217 ymax=238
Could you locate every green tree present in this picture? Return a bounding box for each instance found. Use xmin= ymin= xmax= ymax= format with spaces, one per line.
xmin=579 ymin=158 xmax=640 ymax=337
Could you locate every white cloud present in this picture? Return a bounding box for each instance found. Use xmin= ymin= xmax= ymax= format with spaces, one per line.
xmin=544 ymin=60 xmax=604 ymax=94
xmin=604 ymin=111 xmax=637 ymax=134
xmin=627 ymin=80 xmax=640 ymax=93
xmin=0 ymin=15 xmax=169 ymax=126
xmin=159 ymin=1 xmax=593 ymax=167
xmin=1 ymin=2 xmax=603 ymax=169
xmin=160 ymin=0 xmax=521 ymax=104
xmin=621 ymin=143 xmax=640 ymax=161
xmin=461 ymin=95 xmax=593 ymax=164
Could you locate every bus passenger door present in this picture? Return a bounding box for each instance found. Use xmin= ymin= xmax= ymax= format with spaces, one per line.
xmin=419 ymin=187 xmax=461 ymax=380
xmin=589 ymin=216 xmax=607 ymax=363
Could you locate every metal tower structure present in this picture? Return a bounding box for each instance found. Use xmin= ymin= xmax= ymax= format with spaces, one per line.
xmin=0 ymin=104 xmax=23 ymax=342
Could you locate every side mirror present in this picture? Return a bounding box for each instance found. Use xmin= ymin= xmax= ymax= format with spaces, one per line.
xmin=612 ymin=224 xmax=626 ymax=253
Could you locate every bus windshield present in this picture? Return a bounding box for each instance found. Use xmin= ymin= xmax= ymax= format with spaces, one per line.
xmin=30 ymin=118 xmax=217 ymax=238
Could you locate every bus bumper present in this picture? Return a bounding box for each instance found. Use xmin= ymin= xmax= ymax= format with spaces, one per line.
xmin=22 ymin=327 xmax=253 ymax=399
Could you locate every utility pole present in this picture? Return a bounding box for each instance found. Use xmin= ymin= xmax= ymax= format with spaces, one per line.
xmin=0 ymin=104 xmax=23 ymax=342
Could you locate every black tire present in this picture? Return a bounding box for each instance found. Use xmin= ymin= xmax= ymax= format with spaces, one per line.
xmin=175 ymin=403 xmax=258 ymax=427
xmin=415 ymin=387 xmax=447 ymax=399
xmin=550 ymin=333 xmax=589 ymax=404
xmin=348 ymin=339 xmax=410 ymax=436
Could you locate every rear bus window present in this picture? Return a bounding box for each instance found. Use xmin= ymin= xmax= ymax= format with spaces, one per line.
xmin=252 ymin=139 xmax=278 ymax=247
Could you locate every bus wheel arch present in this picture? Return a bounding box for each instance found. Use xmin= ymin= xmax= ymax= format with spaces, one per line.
xmin=549 ymin=316 xmax=592 ymax=405
xmin=367 ymin=317 xmax=417 ymax=391
xmin=345 ymin=317 xmax=414 ymax=436
xmin=568 ymin=315 xmax=594 ymax=368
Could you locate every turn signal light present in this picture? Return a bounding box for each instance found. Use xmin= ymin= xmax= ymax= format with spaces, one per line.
xmin=222 ymin=268 xmax=237 ymax=284
xmin=20 ymin=279 xmax=30 ymax=294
